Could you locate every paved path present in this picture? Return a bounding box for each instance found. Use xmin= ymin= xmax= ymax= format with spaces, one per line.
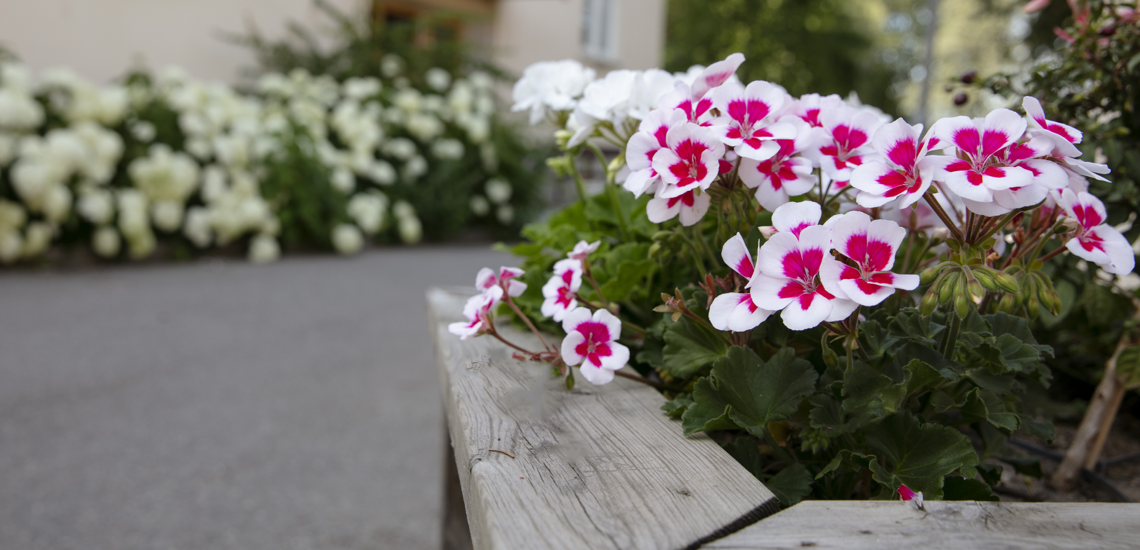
xmin=0 ymin=246 xmax=512 ymax=550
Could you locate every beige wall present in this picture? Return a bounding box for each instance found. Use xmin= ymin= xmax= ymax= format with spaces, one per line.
xmin=0 ymin=0 xmax=363 ymax=84
xmin=491 ymin=0 xmax=666 ymax=77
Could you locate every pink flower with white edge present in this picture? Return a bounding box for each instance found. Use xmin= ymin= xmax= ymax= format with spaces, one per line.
xmin=652 ymin=123 xmax=726 ymax=197
xmin=476 ymin=266 xmax=528 ymax=301
xmin=959 ymin=136 xmax=1067 ymax=216
xmin=1023 ymin=96 xmax=1082 ymax=157
xmin=624 ymin=108 xmax=687 ymax=197
xmin=808 ymin=106 xmax=884 ymax=187
xmin=897 ymin=484 xmax=924 ymax=508
xmin=448 ymin=289 xmax=500 ymax=340
xmin=738 ymin=115 xmax=818 ymax=210
xmin=561 ymin=307 xmax=630 ymax=385
xmin=541 ymin=259 xmax=583 ymax=321
xmin=689 ymin=52 xmax=746 ymax=102
xmin=710 ymin=81 xmax=796 ymax=161
xmin=1054 ymin=189 xmax=1136 ymax=275
xmin=820 ymin=211 xmax=919 ymax=307
xmin=656 ymin=82 xmax=715 ymax=127
xmin=933 ymin=109 xmax=1033 ymax=203
xmin=789 ymin=93 xmax=846 ymax=128
xmin=646 ymin=187 xmax=711 ymax=226
xmin=709 ymin=233 xmax=773 ymax=331
xmin=568 ymin=240 xmax=600 ymax=261
xmin=851 ymin=118 xmax=952 ymax=209
xmin=751 ymin=208 xmax=858 ymax=331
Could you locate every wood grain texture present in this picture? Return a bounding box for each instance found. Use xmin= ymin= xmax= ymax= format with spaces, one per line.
xmin=427 ymin=288 xmax=778 ymax=550
xmin=707 ymin=501 xmax=1140 ymax=549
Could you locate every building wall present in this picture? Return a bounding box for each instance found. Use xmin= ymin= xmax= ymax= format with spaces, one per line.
xmin=491 ymin=0 xmax=666 ymax=77
xmin=0 ymin=0 xmax=666 ymax=84
xmin=0 ymin=0 xmax=362 ymax=84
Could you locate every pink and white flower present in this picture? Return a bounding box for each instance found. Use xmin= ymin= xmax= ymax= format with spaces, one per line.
xmin=1023 ymin=96 xmax=1082 ymax=157
xmin=737 ymin=115 xmax=818 ymax=210
xmin=897 ymin=484 xmax=924 ymax=508
xmin=808 ymin=106 xmax=884 ymax=188
xmin=541 ymin=258 xmax=584 ymax=321
xmin=1054 ymin=189 xmax=1135 ymax=275
xmin=709 ymin=233 xmax=773 ymax=331
xmin=646 ymin=187 xmax=711 ymax=226
xmin=750 ymin=205 xmax=858 ymax=330
xmin=789 ymin=93 xmax=846 ymax=128
xmin=851 ymin=118 xmax=952 ymax=209
xmin=448 ymin=289 xmax=500 ymax=340
xmin=934 ymin=109 xmax=1033 ymax=203
xmin=568 ymin=239 xmax=601 ymax=261
xmin=959 ymin=136 xmax=1068 ymax=216
xmin=655 ymin=82 xmax=715 ymax=127
xmin=652 ymin=122 xmax=726 ymax=197
xmin=624 ymin=108 xmax=687 ymax=197
xmin=710 ymin=81 xmax=795 ymax=160
xmin=689 ymin=52 xmax=746 ymax=102
xmin=820 ymin=211 xmax=919 ymax=306
xmin=561 ymin=307 xmax=630 ymax=385
xmin=476 ymin=266 xmax=528 ymax=301
xmin=761 ymin=200 xmax=822 ymax=238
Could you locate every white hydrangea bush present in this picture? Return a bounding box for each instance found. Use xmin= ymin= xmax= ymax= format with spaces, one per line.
xmin=0 ymin=54 xmax=524 ymax=266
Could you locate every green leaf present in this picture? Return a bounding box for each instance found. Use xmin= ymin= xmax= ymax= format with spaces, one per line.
xmin=817 ymin=450 xmax=875 ymax=480
xmin=977 ymin=463 xmax=1003 ymax=486
xmin=1003 ymin=457 xmax=1044 ymax=478
xmin=842 ymin=361 xmax=893 ymax=415
xmin=765 ymin=463 xmax=813 ymax=506
xmin=661 ymin=393 xmax=693 ymax=419
xmin=864 ymin=411 xmax=981 ymax=498
xmin=808 ymin=393 xmax=871 ymax=436
xmin=710 ymin=347 xmax=819 ymax=438
xmin=1019 ymin=417 xmax=1055 ymax=443
xmin=661 ymin=317 xmax=728 ymax=379
xmin=942 ymin=476 xmax=999 ymax=501
xmin=681 ymin=377 xmax=736 ymax=435
xmin=1117 ymin=345 xmax=1140 ymax=389
xmin=723 ymin=438 xmax=765 ymax=481
xmin=961 ymin=388 xmax=1020 ymax=433
xmin=858 ymin=320 xmax=900 ymax=361
xmin=903 ymin=358 xmax=946 ymax=394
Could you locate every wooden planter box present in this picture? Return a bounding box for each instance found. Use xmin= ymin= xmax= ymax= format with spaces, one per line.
xmin=427 ymin=288 xmax=1139 ymax=550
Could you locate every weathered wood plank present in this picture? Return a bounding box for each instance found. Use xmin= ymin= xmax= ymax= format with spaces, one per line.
xmin=706 ymin=501 xmax=1140 ymax=549
xmin=428 ymin=288 xmax=778 ymax=550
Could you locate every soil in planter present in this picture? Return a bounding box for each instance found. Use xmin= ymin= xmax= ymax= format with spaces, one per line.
xmin=992 ymin=412 xmax=1140 ymax=502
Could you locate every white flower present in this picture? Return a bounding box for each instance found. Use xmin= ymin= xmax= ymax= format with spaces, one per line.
xmin=406 ymin=112 xmax=443 ymax=141
xmin=125 ymin=227 xmax=156 ymax=259
xmin=398 ymin=215 xmax=423 ymax=244
xmin=381 ymin=54 xmax=403 ymax=78
xmin=431 ymin=138 xmax=465 ymax=160
xmin=394 ymin=88 xmax=424 ymax=113
xmin=22 ymin=222 xmax=53 ymax=257
xmin=0 ymin=132 xmax=16 ymax=165
xmin=42 ymin=185 xmax=72 ymax=223
xmin=511 ymin=60 xmax=596 ymax=125
xmin=383 ymin=138 xmax=417 ymax=160
xmin=426 ymin=68 xmax=452 ymax=91
xmin=403 ymin=155 xmax=428 ymax=180
xmin=183 ymin=206 xmax=212 ymax=248
xmin=348 ymin=192 xmax=388 ymax=235
xmin=496 ymin=205 xmax=515 ymax=225
xmin=392 ymin=200 xmax=416 ymax=220
xmin=0 ymin=200 xmax=27 ymax=231
xmin=0 ymin=230 xmax=23 ymax=264
xmin=78 ymin=189 xmax=115 ymax=224
xmin=332 ymin=223 xmax=364 ymax=255
xmin=567 ymin=69 xmax=638 ymax=147
xmin=343 ymin=77 xmax=381 ymax=100
xmin=560 ymin=308 xmax=630 ymax=385
xmin=92 ymin=226 xmax=121 ymax=258
xmin=116 ymin=189 xmax=150 ymax=237
xmin=470 ymin=195 xmax=490 ymax=216
xmin=366 ymin=160 xmax=397 ymax=185
xmin=331 ymin=168 xmax=356 ymax=193
xmin=485 ymin=178 xmax=512 ymax=204
xmin=248 ymin=234 xmax=281 ymax=264
xmin=150 ymin=200 xmax=184 ymax=232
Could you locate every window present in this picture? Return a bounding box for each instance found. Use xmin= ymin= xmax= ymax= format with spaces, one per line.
xmin=581 ymin=0 xmax=617 ymax=61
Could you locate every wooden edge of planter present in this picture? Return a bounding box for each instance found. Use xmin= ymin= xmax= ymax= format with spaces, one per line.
xmin=705 ymin=500 xmax=1140 ymax=549
xmin=427 ymin=287 xmax=779 ymax=550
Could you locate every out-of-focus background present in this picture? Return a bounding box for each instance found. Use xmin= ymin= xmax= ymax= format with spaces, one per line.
xmin=0 ymin=0 xmax=1104 ymax=548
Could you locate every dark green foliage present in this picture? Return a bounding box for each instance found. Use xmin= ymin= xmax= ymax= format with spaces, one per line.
xmin=665 ymin=0 xmax=906 ymax=113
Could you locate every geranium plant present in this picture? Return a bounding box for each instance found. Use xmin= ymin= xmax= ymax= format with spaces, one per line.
xmin=450 ymin=53 xmax=1135 ymax=504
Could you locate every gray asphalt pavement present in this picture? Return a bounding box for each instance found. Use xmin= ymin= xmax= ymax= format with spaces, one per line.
xmin=0 ymin=246 xmax=512 ymax=550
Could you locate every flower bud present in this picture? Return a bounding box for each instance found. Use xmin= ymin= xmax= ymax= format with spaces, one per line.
xmin=993 ymin=271 xmax=1021 ymax=295
xmin=997 ymin=292 xmax=1017 ymax=314
xmin=759 ymin=226 xmax=777 ymax=239
xmin=955 ymin=291 xmax=972 ymax=319
xmin=648 ymin=242 xmax=663 ymax=258
xmin=931 ymin=227 xmax=950 ymax=241
xmin=1026 ymin=296 xmax=1041 ymax=318
xmin=919 ymin=262 xmax=946 ymax=286
xmin=939 ymin=271 xmax=960 ymax=305
xmin=967 ymin=275 xmax=985 ymax=300
xmin=920 ymin=287 xmax=939 ymax=317
xmin=953 ymin=93 xmax=969 ymax=106
xmin=960 ymin=71 xmax=977 ymax=84
xmin=971 ymin=267 xmax=997 ymax=292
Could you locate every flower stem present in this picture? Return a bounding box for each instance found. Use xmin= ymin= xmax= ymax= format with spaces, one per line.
xmin=939 ymin=311 xmax=962 ymax=359
xmin=976 ymin=211 xmax=1018 ymax=246
xmin=504 ymin=294 xmax=554 ymax=353
xmin=565 ymin=151 xmax=590 ymax=206
xmin=924 ymin=192 xmax=965 ymax=242
xmin=613 ymin=369 xmax=671 ymax=390
xmin=586 ymin=143 xmax=630 ymax=241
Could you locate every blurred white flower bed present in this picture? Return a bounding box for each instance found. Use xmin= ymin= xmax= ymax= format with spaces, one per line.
xmin=0 ymin=54 xmax=520 ymax=265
